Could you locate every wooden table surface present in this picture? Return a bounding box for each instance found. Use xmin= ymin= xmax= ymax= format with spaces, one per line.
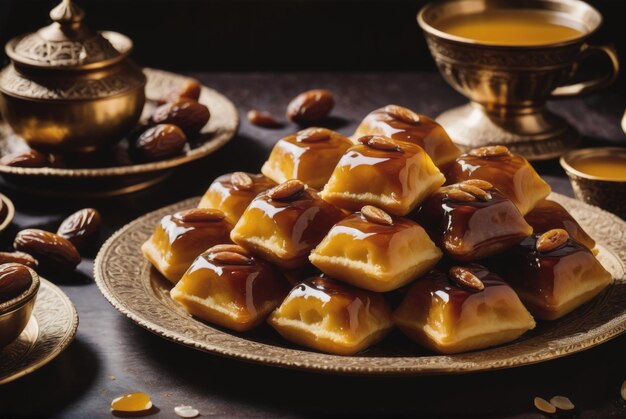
xmin=0 ymin=72 xmax=625 ymax=418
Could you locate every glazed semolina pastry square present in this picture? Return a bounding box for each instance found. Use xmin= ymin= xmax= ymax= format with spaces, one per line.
xmin=268 ymin=276 xmax=393 ymax=355
xmin=494 ymin=235 xmax=613 ymax=320
xmin=198 ymin=172 xmax=276 ymax=225
xmin=321 ymin=139 xmax=445 ymax=216
xmin=415 ymin=182 xmax=534 ymax=261
xmin=170 ymin=246 xmax=289 ymax=332
xmin=524 ymin=199 xmax=596 ymax=252
xmin=353 ymin=105 xmax=461 ymax=170
xmin=446 ymin=146 xmax=551 ymax=215
xmin=141 ymin=211 xmax=232 ymax=284
xmin=393 ymin=268 xmax=535 ymax=354
xmin=261 ymin=128 xmax=353 ymax=190
xmin=230 ymin=184 xmax=345 ymax=269
xmin=521 ymin=253 xmax=612 ymax=320
xmin=309 ymin=212 xmax=442 ymax=292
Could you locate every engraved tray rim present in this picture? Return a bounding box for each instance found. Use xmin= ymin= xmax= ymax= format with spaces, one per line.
xmin=0 ymin=67 xmax=239 ymax=178
xmin=0 ymin=279 xmax=79 ymax=385
xmin=93 ymin=193 xmax=626 ymax=376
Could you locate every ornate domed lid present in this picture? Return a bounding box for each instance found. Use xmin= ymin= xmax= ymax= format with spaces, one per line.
xmin=5 ymin=0 xmax=133 ymax=70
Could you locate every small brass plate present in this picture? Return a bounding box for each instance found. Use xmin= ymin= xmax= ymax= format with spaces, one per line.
xmin=0 ymin=68 xmax=239 ymax=197
xmin=0 ymin=279 xmax=78 ymax=385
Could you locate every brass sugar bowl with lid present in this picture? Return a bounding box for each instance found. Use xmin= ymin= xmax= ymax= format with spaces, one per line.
xmin=0 ymin=0 xmax=146 ymax=153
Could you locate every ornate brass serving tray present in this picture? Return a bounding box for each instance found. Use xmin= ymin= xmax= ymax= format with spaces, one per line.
xmin=0 ymin=68 xmax=239 ymax=196
xmin=94 ymin=193 xmax=626 ymax=375
xmin=0 ymin=279 xmax=78 ymax=384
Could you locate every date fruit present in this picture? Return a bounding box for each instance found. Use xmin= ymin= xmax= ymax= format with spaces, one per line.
xmin=136 ymin=124 xmax=187 ymax=161
xmin=247 ymin=110 xmax=282 ymax=128
xmin=0 ymin=251 xmax=38 ymax=268
xmin=158 ymin=79 xmax=202 ymax=104
xmin=57 ymin=208 xmax=102 ymax=249
xmin=287 ymin=89 xmax=334 ymax=124
xmin=0 ymin=263 xmax=33 ymax=303
xmin=0 ymin=150 xmax=48 ymax=168
xmin=151 ymin=99 xmax=210 ymax=136
xmin=14 ymin=229 xmax=81 ymax=271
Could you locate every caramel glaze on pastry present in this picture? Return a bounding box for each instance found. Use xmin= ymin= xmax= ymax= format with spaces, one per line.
xmin=489 ymin=229 xmax=612 ymax=320
xmin=171 ymin=244 xmax=290 ymax=332
xmin=141 ymin=208 xmax=232 ymax=284
xmin=321 ymin=135 xmax=445 ymax=216
xmin=261 ymin=128 xmax=353 ymax=190
xmin=353 ymin=105 xmax=461 ymax=170
xmin=445 ymin=145 xmax=551 ymax=215
xmin=198 ymin=172 xmax=276 ymax=225
xmin=230 ymin=180 xmax=345 ymax=269
xmin=393 ymin=264 xmax=535 ymax=354
xmin=310 ymin=205 xmax=442 ymax=292
xmin=524 ymin=199 xmax=596 ymax=252
xmin=268 ymin=276 xmax=393 ymax=355
xmin=414 ymin=180 xmax=533 ymax=261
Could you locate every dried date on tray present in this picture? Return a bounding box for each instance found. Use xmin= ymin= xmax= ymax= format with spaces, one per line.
xmin=57 ymin=208 xmax=103 ymax=249
xmin=247 ymin=110 xmax=282 ymax=128
xmin=14 ymin=229 xmax=81 ymax=271
xmin=136 ymin=124 xmax=187 ymax=161
xmin=151 ymin=99 xmax=210 ymax=136
xmin=287 ymin=89 xmax=334 ymax=124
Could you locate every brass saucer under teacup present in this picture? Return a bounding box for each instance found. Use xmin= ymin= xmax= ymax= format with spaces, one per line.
xmin=418 ymin=0 xmax=620 ymax=160
xmin=0 ymin=278 xmax=78 ymax=385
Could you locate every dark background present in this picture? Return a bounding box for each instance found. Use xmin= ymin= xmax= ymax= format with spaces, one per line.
xmin=0 ymin=2 xmax=626 ymax=417
xmin=0 ymin=0 xmax=625 ymax=84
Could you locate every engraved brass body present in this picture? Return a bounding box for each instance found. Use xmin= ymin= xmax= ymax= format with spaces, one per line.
xmin=0 ymin=0 xmax=146 ymax=153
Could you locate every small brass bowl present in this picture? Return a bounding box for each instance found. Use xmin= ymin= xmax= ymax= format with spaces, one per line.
xmin=560 ymin=147 xmax=626 ymax=219
xmin=0 ymin=264 xmax=40 ymax=349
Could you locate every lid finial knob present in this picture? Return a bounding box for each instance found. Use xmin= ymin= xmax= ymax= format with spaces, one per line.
xmin=49 ymin=0 xmax=85 ymax=26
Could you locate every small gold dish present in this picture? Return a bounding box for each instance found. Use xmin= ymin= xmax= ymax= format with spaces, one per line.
xmin=0 ymin=265 xmax=40 ymax=349
xmin=0 ymin=0 xmax=146 ymax=153
xmin=560 ymin=147 xmax=626 ymax=218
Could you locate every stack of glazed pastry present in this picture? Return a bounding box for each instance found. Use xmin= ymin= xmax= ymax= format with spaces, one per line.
xmin=141 ymin=105 xmax=612 ymax=356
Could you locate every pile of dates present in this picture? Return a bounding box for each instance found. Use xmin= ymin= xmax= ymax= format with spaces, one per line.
xmin=0 ymin=79 xmax=210 ymax=167
xmin=1 ymin=208 xmax=101 ymax=273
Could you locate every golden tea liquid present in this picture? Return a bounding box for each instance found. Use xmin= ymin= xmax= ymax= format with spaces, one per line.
xmin=570 ymin=156 xmax=626 ymax=181
xmin=436 ymin=10 xmax=584 ymax=46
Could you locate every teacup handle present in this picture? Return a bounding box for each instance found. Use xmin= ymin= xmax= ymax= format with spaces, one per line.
xmin=551 ymin=44 xmax=619 ymax=98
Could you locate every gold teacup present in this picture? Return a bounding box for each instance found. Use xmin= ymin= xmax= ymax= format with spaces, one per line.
xmin=418 ymin=0 xmax=619 ymax=160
